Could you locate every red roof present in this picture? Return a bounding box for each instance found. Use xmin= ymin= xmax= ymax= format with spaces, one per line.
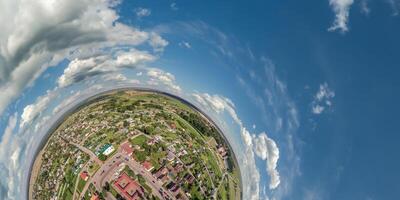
xmin=142 ymin=161 xmax=153 ymax=171
xmin=121 ymin=141 xmax=133 ymax=155
xmin=90 ymin=194 xmax=99 ymax=200
xmin=80 ymin=171 xmax=89 ymax=181
xmin=114 ymin=173 xmax=144 ymax=200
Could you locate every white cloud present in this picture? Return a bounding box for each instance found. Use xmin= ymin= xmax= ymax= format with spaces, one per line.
xmin=170 ymin=2 xmax=178 ymax=11
xmin=388 ymin=0 xmax=400 ymax=16
xmin=52 ymin=91 xmax=81 ymax=114
xmin=179 ymin=41 xmax=191 ymax=48
xmin=58 ymin=50 xmax=155 ymax=87
xmin=312 ymin=105 xmax=325 ymax=114
xmin=0 ymin=113 xmax=18 ymax=159
xmin=360 ymin=0 xmax=371 ymax=15
xmin=0 ymin=112 xmax=20 ymax=200
xmin=20 ymin=90 xmax=57 ymax=128
xmin=192 ymin=93 xmax=241 ymax=125
xmin=0 ymin=0 xmax=168 ymax=115
xmin=149 ymin=32 xmax=169 ymax=52
xmin=146 ymin=68 xmax=181 ymax=92
xmin=311 ymin=83 xmax=335 ymax=115
xmin=240 ymin=127 xmax=261 ymax=200
xmin=135 ymin=7 xmax=151 ymax=18
xmin=254 ymin=132 xmax=280 ymax=189
xmin=328 ymin=0 xmax=354 ymax=33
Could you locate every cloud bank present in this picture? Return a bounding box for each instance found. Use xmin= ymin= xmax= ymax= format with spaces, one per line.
xmin=0 ymin=0 xmax=167 ymax=115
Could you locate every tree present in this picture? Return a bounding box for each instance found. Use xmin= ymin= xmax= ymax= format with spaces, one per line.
xmin=103 ymin=182 xmax=110 ymax=191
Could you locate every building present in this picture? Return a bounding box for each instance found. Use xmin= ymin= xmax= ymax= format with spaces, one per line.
xmin=121 ymin=141 xmax=133 ymax=156
xmin=217 ymin=146 xmax=228 ymax=158
xmin=80 ymin=171 xmax=89 ymax=181
xmin=167 ymin=151 xmax=175 ymax=162
xmin=114 ymin=173 xmax=144 ymax=200
xmin=99 ymin=144 xmax=115 ymax=156
xmin=90 ymin=193 xmax=99 ymax=200
xmin=142 ymin=161 xmax=154 ymax=171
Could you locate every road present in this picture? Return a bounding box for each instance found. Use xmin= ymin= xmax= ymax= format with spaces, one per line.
xmin=69 ymin=141 xmax=103 ymax=165
xmin=87 ymin=147 xmax=176 ymax=200
xmin=68 ymin=137 xmax=186 ymax=200
xmin=125 ymin=156 xmax=175 ymax=200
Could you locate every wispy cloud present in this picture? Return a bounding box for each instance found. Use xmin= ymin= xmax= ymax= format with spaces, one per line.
xmin=311 ymin=83 xmax=335 ymax=115
xmin=328 ymin=0 xmax=354 ymax=33
xmin=388 ymin=0 xmax=400 ymax=16
xmin=179 ymin=41 xmax=191 ymax=48
xmin=135 ymin=7 xmax=151 ymax=18
xmin=360 ymin=0 xmax=371 ymax=15
xmin=170 ymin=2 xmax=178 ymax=11
xmin=0 ymin=112 xmax=18 ymax=199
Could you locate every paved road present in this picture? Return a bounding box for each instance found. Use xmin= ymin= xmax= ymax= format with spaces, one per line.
xmin=69 ymin=141 xmax=103 ymax=165
xmin=70 ymin=138 xmax=183 ymax=200
xmin=125 ymin=156 xmax=174 ymax=200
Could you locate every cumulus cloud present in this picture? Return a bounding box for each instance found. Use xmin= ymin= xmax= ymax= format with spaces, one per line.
xmin=328 ymin=0 xmax=354 ymax=33
xmin=192 ymin=93 xmax=241 ymax=125
xmin=254 ymin=133 xmax=280 ymax=189
xmin=20 ymin=90 xmax=57 ymax=128
xmin=146 ymin=68 xmax=181 ymax=92
xmin=135 ymin=7 xmax=151 ymax=18
xmin=240 ymin=127 xmax=261 ymax=200
xmin=149 ymin=33 xmax=169 ymax=52
xmin=311 ymin=83 xmax=335 ymax=114
xmin=0 ymin=0 xmax=167 ymax=115
xmin=58 ymin=50 xmax=155 ymax=87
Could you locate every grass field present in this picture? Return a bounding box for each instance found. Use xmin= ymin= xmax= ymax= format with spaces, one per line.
xmin=130 ymin=134 xmax=148 ymax=145
xmin=77 ymin=177 xmax=87 ymax=193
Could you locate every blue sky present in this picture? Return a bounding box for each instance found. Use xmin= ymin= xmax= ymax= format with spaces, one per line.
xmin=0 ymin=0 xmax=400 ymax=199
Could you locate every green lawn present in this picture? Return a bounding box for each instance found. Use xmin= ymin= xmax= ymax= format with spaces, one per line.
xmin=205 ymin=149 xmax=222 ymax=178
xmin=218 ymin=178 xmax=228 ymax=200
xmin=130 ymin=134 xmax=148 ymax=146
xmin=77 ymin=177 xmax=87 ymax=193
xmin=88 ymin=162 xmax=100 ymax=175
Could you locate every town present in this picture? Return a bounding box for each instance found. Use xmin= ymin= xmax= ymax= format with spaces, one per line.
xmin=30 ymin=91 xmax=241 ymax=200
